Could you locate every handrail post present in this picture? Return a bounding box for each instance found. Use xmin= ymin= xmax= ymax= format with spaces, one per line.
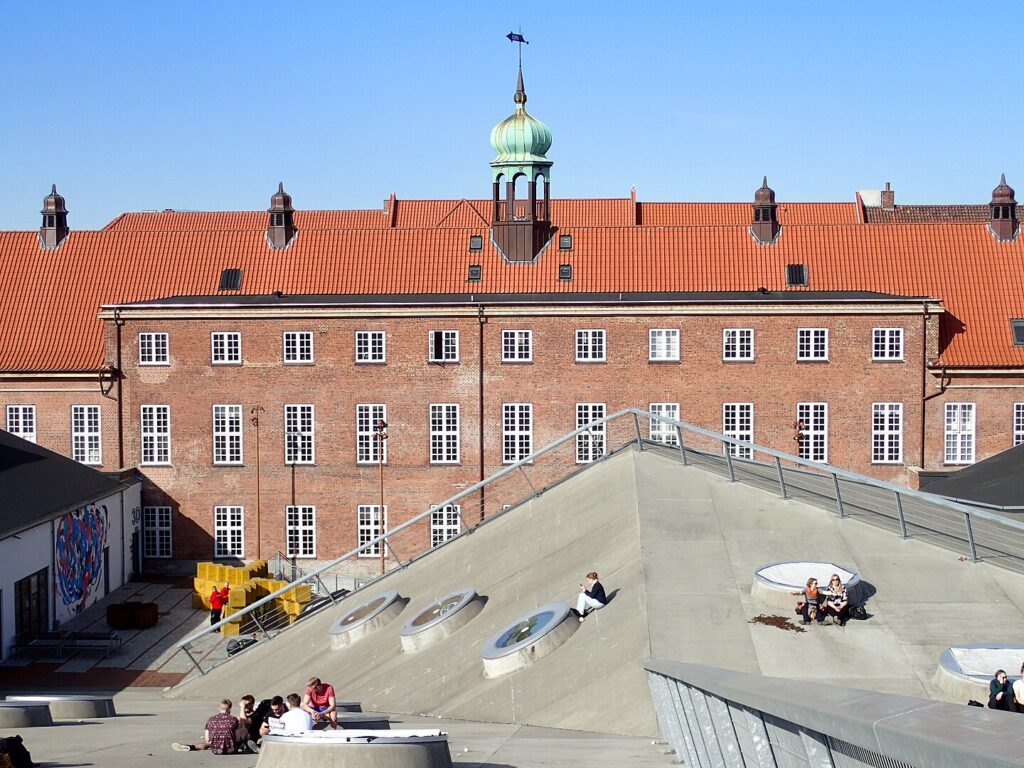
xmin=964 ymin=512 xmax=980 ymax=562
xmin=316 ymin=574 xmax=338 ymax=604
xmin=676 ymin=426 xmax=688 ymax=466
xmin=182 ymin=645 xmax=206 ymax=676
xmin=895 ymin=492 xmax=910 ymax=540
xmin=632 ymin=412 xmax=644 ymax=451
xmin=775 ymin=457 xmax=788 ymax=500
xmin=832 ymin=473 xmax=846 ymax=518
xmin=250 ymin=611 xmax=273 ymax=641
xmin=723 ymin=442 xmax=736 ymax=482
xmin=518 ymin=464 xmax=538 ymax=496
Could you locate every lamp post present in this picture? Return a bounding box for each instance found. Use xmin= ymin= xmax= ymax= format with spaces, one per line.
xmin=250 ymin=406 xmax=265 ymax=560
xmin=374 ymin=419 xmax=388 ymax=575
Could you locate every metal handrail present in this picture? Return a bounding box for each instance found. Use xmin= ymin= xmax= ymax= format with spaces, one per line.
xmin=175 ymin=408 xmax=1024 ymax=675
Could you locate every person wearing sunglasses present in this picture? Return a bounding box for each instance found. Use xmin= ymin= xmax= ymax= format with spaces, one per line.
xmin=821 ymin=574 xmax=850 ymax=626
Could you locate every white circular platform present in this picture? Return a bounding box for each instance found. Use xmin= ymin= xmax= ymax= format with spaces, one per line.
xmin=5 ymin=694 xmax=116 ymax=719
xmin=399 ymin=588 xmax=483 ymax=653
xmin=480 ymin=602 xmax=577 ymax=678
xmin=257 ymin=729 xmax=452 ymax=768
xmin=933 ymin=643 xmax=1024 ymax=703
xmin=329 ymin=590 xmax=405 ymax=650
xmin=751 ymin=561 xmax=861 ymax=611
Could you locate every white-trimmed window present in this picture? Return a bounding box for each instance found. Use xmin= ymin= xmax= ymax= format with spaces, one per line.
xmin=871 ymin=402 xmax=903 ymax=464
xmin=142 ymin=506 xmax=173 ymax=559
xmin=283 ymin=331 xmax=314 ymax=364
xmin=723 ymin=403 xmax=753 ymax=459
xmin=797 ymin=328 xmax=828 ymax=361
xmin=139 ymin=332 xmax=169 ymax=365
xmin=140 ymin=404 xmax=171 ymax=465
xmin=648 ymin=329 xmax=680 ymax=361
xmin=796 ymin=402 xmax=828 ymax=462
xmin=575 ymin=329 xmax=606 ymax=362
xmin=430 ymin=504 xmax=461 ymax=548
xmin=429 ymin=404 xmax=459 ymax=464
xmin=212 ymin=404 xmax=243 ymax=465
xmin=872 ymin=328 xmax=903 ymax=361
xmin=428 ymin=330 xmax=459 ymax=362
xmin=723 ymin=329 xmax=754 ymax=361
xmin=501 ymin=330 xmax=533 ymax=362
xmin=71 ymin=405 xmax=102 ymax=465
xmin=944 ymin=403 xmax=975 ymax=464
xmin=356 ymin=404 xmax=387 ymax=464
xmin=649 ymin=402 xmax=679 ymax=445
xmin=357 ymin=504 xmax=386 ymax=557
xmin=284 ymin=404 xmax=315 ymax=464
xmin=502 ymin=403 xmax=533 ymax=463
xmin=6 ymin=405 xmax=36 ymax=443
xmin=211 ymin=332 xmax=241 ymax=364
xmin=355 ymin=331 xmax=386 ymax=363
xmin=214 ymin=505 xmax=244 ymax=558
xmin=576 ymin=403 xmax=606 ymax=463
xmin=1015 ymin=403 xmax=1024 ymax=447
xmin=285 ymin=505 xmax=316 ymax=558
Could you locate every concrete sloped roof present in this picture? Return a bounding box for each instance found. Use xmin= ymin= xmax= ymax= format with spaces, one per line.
xmin=0 ymin=429 xmax=123 ymax=538
xmin=171 ymin=447 xmax=1024 ymax=736
xmin=920 ymin=443 xmax=1024 ymax=507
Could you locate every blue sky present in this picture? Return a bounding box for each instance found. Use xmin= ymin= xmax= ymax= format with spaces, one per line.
xmin=0 ymin=2 xmax=1018 ymax=229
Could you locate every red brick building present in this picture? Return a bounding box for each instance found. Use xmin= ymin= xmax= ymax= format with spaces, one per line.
xmin=1 ymin=70 xmax=1022 ymax=564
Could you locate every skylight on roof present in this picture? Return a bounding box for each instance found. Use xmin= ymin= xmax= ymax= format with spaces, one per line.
xmin=218 ymin=268 xmax=243 ymax=291
xmin=1012 ymin=319 xmax=1024 ymax=346
xmin=785 ymin=264 xmax=808 ymax=287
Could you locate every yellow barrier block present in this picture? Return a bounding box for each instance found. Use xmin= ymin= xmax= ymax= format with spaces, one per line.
xmin=192 ymin=592 xmax=208 ymax=610
xmin=251 ymin=560 xmax=269 ymax=578
xmin=228 ymin=587 xmax=249 ymax=608
xmin=282 ymin=584 xmax=312 ymax=604
xmin=196 ymin=562 xmax=213 ymax=580
xmin=220 ymin=621 xmax=241 ymax=636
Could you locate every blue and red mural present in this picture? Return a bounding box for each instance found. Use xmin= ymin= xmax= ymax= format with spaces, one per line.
xmin=54 ymin=503 xmax=108 ymax=615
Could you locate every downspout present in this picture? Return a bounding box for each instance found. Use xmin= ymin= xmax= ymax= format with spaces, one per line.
xmin=921 ymin=301 xmax=949 ymax=469
xmin=114 ymin=309 xmax=125 ymax=469
xmin=478 ymin=305 xmax=486 ymax=521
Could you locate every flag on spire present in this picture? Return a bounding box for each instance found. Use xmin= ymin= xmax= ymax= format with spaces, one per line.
xmin=506 ymin=31 xmax=528 ymax=44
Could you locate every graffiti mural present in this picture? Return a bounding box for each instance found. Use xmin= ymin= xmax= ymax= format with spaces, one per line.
xmin=54 ymin=503 xmax=108 ymax=615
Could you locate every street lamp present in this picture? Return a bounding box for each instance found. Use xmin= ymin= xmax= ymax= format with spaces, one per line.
xmin=374 ymin=419 xmax=388 ymax=575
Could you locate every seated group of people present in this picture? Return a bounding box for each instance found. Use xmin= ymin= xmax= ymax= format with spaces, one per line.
xmin=791 ymin=574 xmax=851 ymax=626
xmin=172 ymin=676 xmax=339 ymax=755
xmin=989 ymin=665 xmax=1024 ymax=712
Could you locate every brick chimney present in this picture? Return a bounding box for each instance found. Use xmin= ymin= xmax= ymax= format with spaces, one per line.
xmin=880 ymin=181 xmax=895 ymax=211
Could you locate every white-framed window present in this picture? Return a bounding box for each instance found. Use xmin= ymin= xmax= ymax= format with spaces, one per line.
xmin=285 ymin=505 xmax=316 ymax=558
xmin=648 ymin=329 xmax=680 ymax=361
xmin=502 ymin=403 xmax=533 ymax=463
xmin=357 ymin=504 xmax=386 ymax=557
xmin=142 ymin=506 xmax=173 ymax=559
xmin=430 ymin=504 xmax=461 ymax=548
xmin=140 ymin=404 xmax=171 ymax=465
xmin=355 ymin=331 xmax=386 ymax=363
xmin=944 ymin=403 xmax=975 ymax=464
xmin=283 ymin=331 xmax=314 ymax=364
xmin=284 ymin=404 xmax=315 ymax=464
xmin=211 ymin=331 xmax=241 ymax=365
xmin=139 ymin=332 xmax=169 ymax=365
xmin=501 ymin=330 xmax=533 ymax=362
xmin=872 ymin=328 xmax=904 ymax=361
xmin=723 ymin=328 xmax=754 ymax=361
xmin=356 ymin=404 xmax=387 ymax=464
xmin=428 ymin=330 xmax=459 ymax=362
xmin=575 ymin=329 xmax=606 ymax=362
xmin=429 ymin=404 xmax=459 ymax=464
xmin=71 ymin=405 xmax=102 ymax=465
xmin=1015 ymin=403 xmax=1024 ymax=447
xmin=649 ymin=402 xmax=680 ymax=445
xmin=723 ymin=403 xmax=753 ymax=459
xmin=213 ymin=505 xmax=244 ymax=558
xmin=576 ymin=403 xmax=606 ymax=463
xmin=797 ymin=328 xmax=829 ymax=361
xmin=212 ymin=404 xmax=243 ymax=465
xmin=796 ymin=402 xmax=828 ymax=463
xmin=6 ymin=405 xmax=36 ymax=443
xmin=871 ymin=402 xmax=903 ymax=464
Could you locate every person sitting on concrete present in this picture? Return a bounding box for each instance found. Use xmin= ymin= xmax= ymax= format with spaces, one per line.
xmin=281 ymin=693 xmax=315 ymax=733
xmin=571 ymin=571 xmax=606 ymax=622
xmin=989 ymin=670 xmax=1014 ymax=711
xmin=249 ymin=696 xmax=287 ymax=752
xmin=302 ymin=677 xmax=338 ymax=729
xmin=1013 ymin=664 xmax=1024 ymax=712
xmin=820 ymin=574 xmax=850 ymax=626
xmin=791 ymin=577 xmax=824 ymax=625
xmin=172 ymin=698 xmax=240 ymax=753
xmin=234 ymin=694 xmax=256 ymax=747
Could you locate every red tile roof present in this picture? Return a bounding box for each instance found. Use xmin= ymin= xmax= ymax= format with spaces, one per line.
xmin=1 ymin=200 xmax=1022 ymax=372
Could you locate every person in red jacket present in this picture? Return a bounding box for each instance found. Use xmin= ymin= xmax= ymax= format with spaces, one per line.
xmin=209 ymin=586 xmax=225 ymax=625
